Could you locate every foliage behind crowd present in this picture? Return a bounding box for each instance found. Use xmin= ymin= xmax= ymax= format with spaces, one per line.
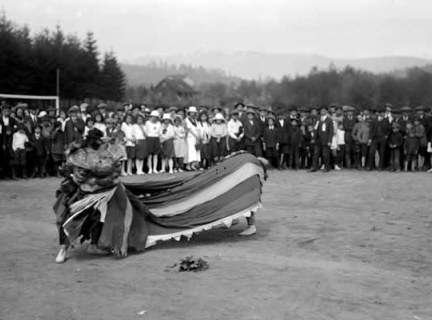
xmin=181 ymin=65 xmax=432 ymax=114
xmin=0 ymin=12 xmax=126 ymax=105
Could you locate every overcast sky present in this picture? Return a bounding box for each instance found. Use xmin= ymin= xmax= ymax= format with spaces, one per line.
xmin=3 ymin=0 xmax=432 ymax=61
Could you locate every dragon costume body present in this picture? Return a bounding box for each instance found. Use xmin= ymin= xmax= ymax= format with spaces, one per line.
xmin=53 ymin=139 xmax=266 ymax=263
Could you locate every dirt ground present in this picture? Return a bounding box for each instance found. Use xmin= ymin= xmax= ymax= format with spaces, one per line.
xmin=0 ymin=170 xmax=431 ymax=320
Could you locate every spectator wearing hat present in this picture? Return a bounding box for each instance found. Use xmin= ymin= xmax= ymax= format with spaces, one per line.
xmin=145 ymin=110 xmax=162 ymax=174
xmin=47 ymin=107 xmax=57 ymax=118
xmin=25 ymin=105 xmax=39 ymax=132
xmin=12 ymin=104 xmax=26 ymax=125
xmin=173 ymin=115 xmax=187 ymax=172
xmin=122 ymin=113 xmax=136 ymax=175
xmin=64 ymin=106 xmax=84 ymax=147
xmin=384 ymin=103 xmax=395 ymax=124
xmin=210 ymin=113 xmax=228 ymax=163
xmin=412 ymin=117 xmax=427 ymax=170
xmin=332 ymin=106 xmax=344 ymax=124
xmin=388 ymin=123 xmax=404 ymax=172
xmin=289 ymin=118 xmax=302 ymax=170
xmin=29 ymin=125 xmax=50 ymax=178
xmin=227 ymin=110 xmax=244 ymax=154
xmin=397 ymin=106 xmax=412 ymax=136
xmin=130 ymin=105 xmax=141 ymax=123
xmin=132 ymin=113 xmax=148 ymax=175
xmin=258 ymin=106 xmax=268 ymax=130
xmin=116 ymin=105 xmax=126 ymax=122
xmin=329 ymin=104 xmax=337 ymax=117
xmin=299 ymin=108 xmax=312 ymax=127
xmin=277 ymin=113 xmax=290 ymax=169
xmin=289 ymin=106 xmax=299 ymax=121
xmin=176 ymin=108 xmax=185 ymax=120
xmin=243 ymin=108 xmax=262 ymax=157
xmin=169 ymin=107 xmax=178 ymax=120
xmin=362 ymin=107 xmax=372 ymax=122
xmin=309 ymin=107 xmax=319 ymax=126
xmin=263 ymin=114 xmax=279 ymax=169
xmin=352 ymin=115 xmax=372 ymax=170
xmin=160 ymin=113 xmax=175 ymax=174
xmin=50 ymin=120 xmax=65 ymax=177
xmin=310 ymin=106 xmax=334 ymax=172
xmin=343 ymin=106 xmax=357 ymax=168
xmin=334 ymin=121 xmax=346 ymax=171
xmin=184 ymin=106 xmax=201 ymax=171
xmin=12 ymin=123 xmax=29 ymax=179
xmin=80 ymin=103 xmax=90 ymax=123
xmin=57 ymin=109 xmax=68 ymax=131
xmin=403 ymin=129 xmax=419 ymax=172
xmin=223 ymin=107 xmax=231 ymax=121
xmin=415 ymin=106 xmax=427 ymax=127
xmin=1 ymin=105 xmax=17 ymax=179
xmin=197 ymin=111 xmax=212 ymax=169
xmin=234 ymin=103 xmax=247 ymax=123
xmin=368 ymin=108 xmax=391 ymax=171
xmin=97 ymin=103 xmax=109 ymax=120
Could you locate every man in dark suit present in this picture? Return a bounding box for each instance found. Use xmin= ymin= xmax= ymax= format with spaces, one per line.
xmin=64 ymin=106 xmax=85 ymax=147
xmin=243 ymin=109 xmax=262 ymax=157
xmin=277 ymin=113 xmax=290 ymax=169
xmin=367 ymin=107 xmax=390 ymax=171
xmin=1 ymin=104 xmax=17 ymax=179
xmin=397 ymin=106 xmax=412 ymax=136
xmin=343 ymin=106 xmax=357 ymax=168
xmin=310 ymin=106 xmax=334 ymax=172
xmin=234 ymin=103 xmax=247 ymax=124
xmin=258 ymin=106 xmax=268 ymax=130
xmin=25 ymin=105 xmax=39 ymax=133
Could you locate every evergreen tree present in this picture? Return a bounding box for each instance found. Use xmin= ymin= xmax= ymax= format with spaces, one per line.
xmin=82 ymin=31 xmax=100 ymax=99
xmin=100 ymin=51 xmax=126 ymax=101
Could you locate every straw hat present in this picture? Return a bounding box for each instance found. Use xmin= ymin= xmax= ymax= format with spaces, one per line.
xmin=213 ymin=113 xmax=225 ymax=122
xmin=38 ymin=111 xmax=47 ymax=118
xmin=68 ymin=105 xmax=79 ymax=113
xmin=187 ymin=106 xmax=198 ymax=114
xmin=162 ymin=113 xmax=172 ymax=121
xmin=80 ymin=103 xmax=89 ymax=111
xmin=150 ymin=110 xmax=160 ymax=118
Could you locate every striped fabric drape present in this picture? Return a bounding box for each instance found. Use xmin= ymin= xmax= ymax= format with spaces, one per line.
xmin=58 ymin=152 xmax=266 ymax=253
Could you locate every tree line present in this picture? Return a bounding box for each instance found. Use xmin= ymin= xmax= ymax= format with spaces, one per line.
xmin=0 ymin=12 xmax=126 ymax=106
xmin=124 ymin=64 xmax=432 ymax=113
xmin=194 ymin=65 xmax=432 ymax=113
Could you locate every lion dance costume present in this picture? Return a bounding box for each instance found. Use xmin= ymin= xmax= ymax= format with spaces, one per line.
xmin=53 ymin=140 xmax=266 ymax=263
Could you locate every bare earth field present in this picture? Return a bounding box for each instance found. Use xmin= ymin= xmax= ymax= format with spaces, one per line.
xmin=0 ymin=170 xmax=431 ymax=320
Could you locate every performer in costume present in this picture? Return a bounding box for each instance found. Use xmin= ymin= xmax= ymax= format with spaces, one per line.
xmin=54 ymin=130 xmax=267 ymax=263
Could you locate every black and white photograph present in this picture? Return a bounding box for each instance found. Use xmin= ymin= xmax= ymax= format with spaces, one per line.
xmin=0 ymin=0 xmax=431 ymax=319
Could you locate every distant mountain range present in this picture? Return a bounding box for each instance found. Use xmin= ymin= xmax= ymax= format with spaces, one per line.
xmin=123 ymin=51 xmax=432 ymax=82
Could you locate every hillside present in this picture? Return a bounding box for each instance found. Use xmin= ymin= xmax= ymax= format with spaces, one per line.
xmin=126 ymin=51 xmax=432 ymax=80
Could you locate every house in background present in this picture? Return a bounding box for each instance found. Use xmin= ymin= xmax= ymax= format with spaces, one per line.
xmin=153 ymin=75 xmax=197 ymax=106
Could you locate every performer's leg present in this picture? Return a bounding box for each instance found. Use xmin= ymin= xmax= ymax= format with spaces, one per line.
xmin=55 ymin=227 xmax=69 ymax=264
xmin=87 ymin=221 xmax=110 ymax=255
xmin=239 ymin=212 xmax=257 ymax=236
